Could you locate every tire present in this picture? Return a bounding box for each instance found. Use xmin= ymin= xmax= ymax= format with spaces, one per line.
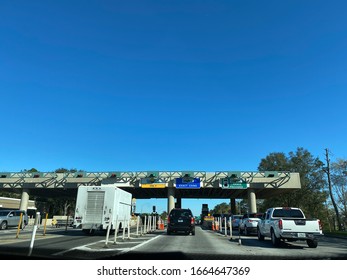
xmin=191 ymin=230 xmax=195 ymax=236
xmin=167 ymin=229 xmax=171 ymax=235
xmin=257 ymin=227 xmax=265 ymax=241
xmin=0 ymin=221 xmax=7 ymax=230
xmin=307 ymin=239 xmax=318 ymax=248
xmin=271 ymin=229 xmax=280 ymax=247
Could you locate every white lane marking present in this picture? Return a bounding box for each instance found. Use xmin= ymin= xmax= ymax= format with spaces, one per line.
xmin=53 ymin=234 xmax=161 ymax=256
xmin=114 ymin=234 xmax=162 ymax=255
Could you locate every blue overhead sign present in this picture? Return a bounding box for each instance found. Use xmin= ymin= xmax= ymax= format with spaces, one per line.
xmin=175 ymin=178 xmax=201 ymax=189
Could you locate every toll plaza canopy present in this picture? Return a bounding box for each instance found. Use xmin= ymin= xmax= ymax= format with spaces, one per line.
xmin=0 ymin=171 xmax=300 ymax=203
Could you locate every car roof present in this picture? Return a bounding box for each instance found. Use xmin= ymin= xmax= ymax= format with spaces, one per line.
xmin=170 ymin=208 xmax=192 ymax=213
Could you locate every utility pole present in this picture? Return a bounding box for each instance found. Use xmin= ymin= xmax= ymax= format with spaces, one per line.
xmin=325 ymin=148 xmax=342 ymax=231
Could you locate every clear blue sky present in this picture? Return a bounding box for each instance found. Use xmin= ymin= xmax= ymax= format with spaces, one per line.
xmin=1 ymin=0 xmax=346 ymax=216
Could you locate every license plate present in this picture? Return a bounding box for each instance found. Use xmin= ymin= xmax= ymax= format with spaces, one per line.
xmin=298 ymin=233 xmax=306 ymax=238
xmin=178 ymin=219 xmax=183 ymax=222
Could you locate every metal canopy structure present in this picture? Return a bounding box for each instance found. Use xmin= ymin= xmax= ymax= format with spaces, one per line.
xmin=0 ymin=171 xmax=300 ymax=199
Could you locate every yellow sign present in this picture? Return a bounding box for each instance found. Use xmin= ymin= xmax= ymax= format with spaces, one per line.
xmin=141 ymin=183 xmax=166 ymax=188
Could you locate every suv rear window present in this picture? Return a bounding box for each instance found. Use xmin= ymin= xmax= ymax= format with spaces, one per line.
xmin=170 ymin=209 xmax=192 ymax=218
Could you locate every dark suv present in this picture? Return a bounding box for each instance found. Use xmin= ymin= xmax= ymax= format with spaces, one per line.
xmin=167 ymin=208 xmax=195 ymax=235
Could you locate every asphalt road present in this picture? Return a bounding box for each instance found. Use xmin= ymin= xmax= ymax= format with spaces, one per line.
xmin=0 ymin=225 xmax=346 ymax=259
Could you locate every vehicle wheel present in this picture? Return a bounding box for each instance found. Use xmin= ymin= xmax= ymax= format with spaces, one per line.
xmin=271 ymin=229 xmax=280 ymax=247
xmin=307 ymin=239 xmax=318 ymax=248
xmin=191 ymin=230 xmax=195 ymax=236
xmin=167 ymin=230 xmax=171 ymax=235
xmin=257 ymin=227 xmax=264 ymax=241
xmin=0 ymin=221 xmax=7 ymax=230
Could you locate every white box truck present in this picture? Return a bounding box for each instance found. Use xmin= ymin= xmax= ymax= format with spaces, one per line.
xmin=73 ymin=184 xmax=132 ymax=234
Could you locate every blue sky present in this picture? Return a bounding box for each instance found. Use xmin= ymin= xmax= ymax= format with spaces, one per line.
xmin=1 ymin=0 xmax=347 ymax=215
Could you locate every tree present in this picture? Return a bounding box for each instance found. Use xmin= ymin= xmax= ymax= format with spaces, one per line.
xmin=258 ymin=148 xmax=328 ymax=220
xmin=210 ymin=202 xmax=231 ymax=215
xmin=160 ymin=211 xmax=168 ymax=220
xmin=55 ymin=168 xmax=78 ymax=173
xmin=331 ymin=158 xmax=347 ymax=229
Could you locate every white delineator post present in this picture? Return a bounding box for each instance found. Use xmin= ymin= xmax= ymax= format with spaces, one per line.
xmin=229 ymin=216 xmax=233 ymax=240
xmin=28 ymin=212 xmax=40 ymax=257
xmin=104 ymin=214 xmax=112 ymax=248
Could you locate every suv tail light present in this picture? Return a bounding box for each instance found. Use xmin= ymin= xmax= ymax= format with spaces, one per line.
xmin=191 ymin=217 xmax=195 ymax=225
xmin=167 ymin=216 xmax=170 ymax=223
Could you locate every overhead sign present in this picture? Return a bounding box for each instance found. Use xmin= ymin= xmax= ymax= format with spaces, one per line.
xmin=229 ymin=182 xmax=248 ymax=189
xmin=220 ymin=178 xmax=248 ymax=189
xmin=141 ymin=183 xmax=166 ymax=188
xmin=175 ymin=178 xmax=201 ymax=189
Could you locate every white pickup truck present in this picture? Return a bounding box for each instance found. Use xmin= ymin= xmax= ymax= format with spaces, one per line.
xmin=257 ymin=207 xmax=323 ymax=248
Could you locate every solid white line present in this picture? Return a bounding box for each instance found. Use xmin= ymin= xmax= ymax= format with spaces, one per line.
xmin=53 ymin=234 xmax=161 ymax=256
xmin=53 ymin=239 xmax=103 ymax=256
xmin=114 ymin=234 xmax=162 ymax=255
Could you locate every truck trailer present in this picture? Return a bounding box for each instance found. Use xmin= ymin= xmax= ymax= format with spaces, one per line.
xmin=74 ymin=184 xmax=132 ymax=234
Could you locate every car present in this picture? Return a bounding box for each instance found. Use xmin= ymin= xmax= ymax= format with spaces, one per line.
xmin=238 ymin=213 xmax=263 ymax=235
xmin=167 ymin=208 xmax=195 ymax=235
xmin=0 ymin=210 xmax=28 ymax=230
xmin=230 ymin=214 xmax=243 ymax=229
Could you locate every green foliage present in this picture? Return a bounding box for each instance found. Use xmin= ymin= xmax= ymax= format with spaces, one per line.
xmin=0 ymin=191 xmax=21 ymax=199
xmin=210 ymin=202 xmax=231 ymax=215
xmin=160 ymin=211 xmax=168 ymax=220
xmin=35 ymin=196 xmax=76 ymax=216
xmin=331 ymin=159 xmax=347 ymax=227
xmin=258 ymin=147 xmax=328 ymax=220
xmin=21 ymin=168 xmax=38 ymax=172
xmin=55 ymin=168 xmax=78 ymax=173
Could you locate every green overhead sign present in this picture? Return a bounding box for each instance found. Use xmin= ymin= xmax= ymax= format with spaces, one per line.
xmin=220 ymin=178 xmax=248 ymax=189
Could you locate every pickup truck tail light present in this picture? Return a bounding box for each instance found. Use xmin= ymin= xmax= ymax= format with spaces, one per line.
xmin=318 ymin=219 xmax=322 ymax=230
xmin=278 ymin=219 xmax=283 ymax=230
